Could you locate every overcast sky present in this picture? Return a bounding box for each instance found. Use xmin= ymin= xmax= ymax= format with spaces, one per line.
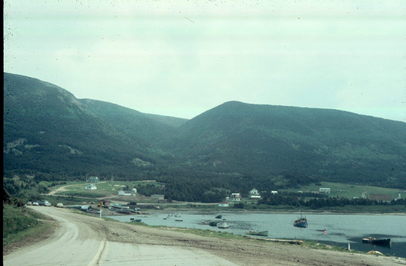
xmin=4 ymin=0 xmax=406 ymax=121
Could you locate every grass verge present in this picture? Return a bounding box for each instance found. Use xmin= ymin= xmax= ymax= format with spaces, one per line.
xmin=3 ymin=205 xmax=57 ymax=255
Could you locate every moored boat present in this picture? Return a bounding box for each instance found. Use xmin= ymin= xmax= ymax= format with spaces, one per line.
xmin=293 ymin=217 xmax=308 ymax=228
xmin=362 ymin=237 xmax=391 ymax=247
xmin=217 ymin=222 xmax=230 ymax=229
xmin=209 ymin=221 xmax=219 ymax=227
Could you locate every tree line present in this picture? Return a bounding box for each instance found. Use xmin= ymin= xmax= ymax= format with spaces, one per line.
xmin=259 ymin=194 xmax=406 ymax=208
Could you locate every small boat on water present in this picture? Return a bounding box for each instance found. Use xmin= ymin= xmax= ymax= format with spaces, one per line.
xmin=175 ymin=219 xmax=183 ymax=222
xmin=293 ymin=216 xmax=308 ymax=228
xmin=362 ymin=237 xmax=391 ymax=247
xmin=130 ymin=218 xmax=142 ymax=222
xmin=217 ymin=222 xmax=230 ymax=229
xmin=247 ymin=230 xmax=268 ymax=237
xmin=316 ymin=228 xmax=328 ymax=234
xmin=209 ymin=221 xmax=219 ymax=227
xmin=215 ymin=215 xmax=223 ymax=219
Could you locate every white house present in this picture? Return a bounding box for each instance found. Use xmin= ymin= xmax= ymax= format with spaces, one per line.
xmin=85 ymin=184 xmax=97 ymax=190
xmin=271 ymin=191 xmax=278 ymax=195
xmin=132 ymin=188 xmax=137 ymax=195
xmin=118 ymin=190 xmax=132 ymax=196
xmin=230 ymin=193 xmax=241 ymax=201
xmin=319 ymin=188 xmax=331 ymax=194
xmin=249 ymin=188 xmax=261 ymax=199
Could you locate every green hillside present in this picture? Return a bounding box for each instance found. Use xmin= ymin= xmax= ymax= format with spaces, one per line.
xmin=3 ymin=73 xmax=180 ymax=179
xmin=168 ymin=101 xmax=406 ymax=188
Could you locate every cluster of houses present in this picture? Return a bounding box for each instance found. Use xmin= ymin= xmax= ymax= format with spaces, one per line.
xmin=83 ymin=176 xmax=140 ymax=197
xmin=218 ymin=188 xmax=277 ymax=207
xmin=226 ymin=189 xmax=264 ymax=202
xmin=84 ymin=176 xmax=99 ymax=190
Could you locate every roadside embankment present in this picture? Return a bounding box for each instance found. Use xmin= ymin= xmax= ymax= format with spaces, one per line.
xmin=3 ymin=204 xmax=57 ymax=255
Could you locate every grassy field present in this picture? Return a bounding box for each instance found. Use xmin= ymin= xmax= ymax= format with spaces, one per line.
xmin=53 ymin=180 xmax=162 ymax=198
xmin=282 ymin=182 xmax=405 ymax=200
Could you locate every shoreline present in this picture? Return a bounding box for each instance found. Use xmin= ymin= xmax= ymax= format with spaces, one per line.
xmin=102 ymin=210 xmax=405 ymax=258
xmin=144 ymin=207 xmax=406 ymax=216
xmin=105 ymin=208 xmax=406 ymax=259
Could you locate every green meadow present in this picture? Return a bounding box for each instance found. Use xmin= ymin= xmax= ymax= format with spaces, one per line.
xmin=282 ymin=182 xmax=405 ymax=199
xmin=53 ymin=180 xmax=162 ymax=198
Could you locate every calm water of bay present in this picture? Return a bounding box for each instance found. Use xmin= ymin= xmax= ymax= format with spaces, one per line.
xmin=108 ymin=211 xmax=406 ymax=258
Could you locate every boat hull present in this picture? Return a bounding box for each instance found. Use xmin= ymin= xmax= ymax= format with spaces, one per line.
xmin=362 ymin=238 xmax=391 ymax=247
xmin=293 ymin=218 xmax=308 ymax=228
xmin=217 ymin=222 xmax=230 ymax=229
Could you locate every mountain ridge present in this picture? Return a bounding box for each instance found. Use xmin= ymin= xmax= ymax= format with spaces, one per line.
xmin=4 ymin=72 xmax=181 ymax=178
xmin=4 ymin=72 xmax=406 ymax=191
xmin=166 ymin=99 xmax=406 ymax=187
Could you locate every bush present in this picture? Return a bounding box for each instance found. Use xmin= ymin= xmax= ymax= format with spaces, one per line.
xmin=233 ymin=203 xmax=245 ymax=209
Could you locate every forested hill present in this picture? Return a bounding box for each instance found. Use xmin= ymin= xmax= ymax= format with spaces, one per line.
xmin=167 ymin=101 xmax=406 ymax=188
xmin=4 ymin=73 xmax=406 ymax=190
xmin=3 ymin=73 xmax=185 ymax=179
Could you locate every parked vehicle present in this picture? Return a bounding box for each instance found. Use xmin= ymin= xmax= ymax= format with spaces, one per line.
xmin=81 ymin=205 xmax=90 ymax=211
xmin=56 ymin=203 xmax=64 ymax=208
xmin=38 ymin=200 xmax=52 ymax=206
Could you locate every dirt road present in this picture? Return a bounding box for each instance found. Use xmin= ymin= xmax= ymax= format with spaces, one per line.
xmin=4 ymin=207 xmax=406 ymax=266
xmin=47 ymin=183 xmax=81 ymax=195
